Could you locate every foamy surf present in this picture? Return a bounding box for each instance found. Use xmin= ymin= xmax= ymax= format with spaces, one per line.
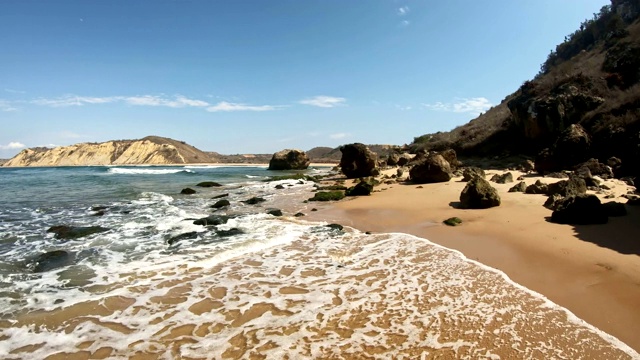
xmin=0 ymin=222 xmax=637 ymax=359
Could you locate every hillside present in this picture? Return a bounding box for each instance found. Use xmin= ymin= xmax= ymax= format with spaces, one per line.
xmin=412 ymin=0 xmax=640 ymax=176
xmin=3 ymin=136 xmax=213 ymax=167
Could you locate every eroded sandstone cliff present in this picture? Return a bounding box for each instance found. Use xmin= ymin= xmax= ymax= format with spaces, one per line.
xmin=3 ymin=136 xmax=212 ymax=167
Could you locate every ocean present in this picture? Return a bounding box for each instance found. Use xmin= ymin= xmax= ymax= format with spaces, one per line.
xmin=0 ymin=166 xmax=637 ymax=359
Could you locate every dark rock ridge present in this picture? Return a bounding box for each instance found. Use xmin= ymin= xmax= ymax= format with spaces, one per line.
xmin=339 ymin=143 xmax=379 ymax=179
xmin=197 ymin=181 xmax=223 ymax=187
xmin=459 ymin=177 xmax=501 ymax=209
xmin=268 ymin=149 xmax=310 ymax=170
xmin=47 ymin=225 xmax=109 ymax=240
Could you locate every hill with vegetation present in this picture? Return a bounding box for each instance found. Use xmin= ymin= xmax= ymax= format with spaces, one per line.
xmin=412 ymin=0 xmax=640 ymax=176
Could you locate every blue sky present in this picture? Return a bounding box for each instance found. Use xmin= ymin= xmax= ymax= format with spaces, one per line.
xmin=1 ymin=0 xmax=609 ymax=158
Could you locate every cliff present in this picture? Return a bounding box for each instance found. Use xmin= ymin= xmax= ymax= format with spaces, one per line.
xmin=412 ymin=0 xmax=640 ymax=176
xmin=3 ymin=136 xmax=212 ymax=167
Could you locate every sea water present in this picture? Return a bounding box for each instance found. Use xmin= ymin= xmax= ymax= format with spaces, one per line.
xmin=0 ymin=166 xmax=637 ymax=359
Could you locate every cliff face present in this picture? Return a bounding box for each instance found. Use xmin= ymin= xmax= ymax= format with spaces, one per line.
xmin=3 ymin=136 xmax=212 ymax=167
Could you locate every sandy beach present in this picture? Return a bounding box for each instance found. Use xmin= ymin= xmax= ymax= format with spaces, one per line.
xmin=307 ymin=169 xmax=640 ymax=352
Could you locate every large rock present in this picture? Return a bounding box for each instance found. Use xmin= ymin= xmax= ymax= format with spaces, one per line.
xmin=525 ymin=180 xmax=549 ymax=194
xmin=546 ymin=176 xmax=587 ymax=197
xmin=574 ymin=158 xmax=614 ymax=179
xmin=462 ymin=167 xmax=486 ymax=182
xmin=31 ymin=250 xmax=74 ymax=272
xmin=409 ymin=155 xmax=452 ymax=184
xmin=268 ymin=149 xmax=310 ymax=170
xmin=508 ymin=181 xmax=527 ymax=193
xmin=490 ymin=172 xmax=514 ymax=184
xmin=47 ymin=225 xmax=109 ymax=240
xmin=345 ymin=180 xmax=373 ymax=196
xmin=550 ymin=194 xmax=608 ymax=225
xmin=434 ymin=149 xmax=460 ymax=170
xmin=459 ymin=177 xmax=501 ymax=209
xmin=339 ymin=143 xmax=379 ymax=179
xmin=535 ymin=124 xmax=592 ymax=174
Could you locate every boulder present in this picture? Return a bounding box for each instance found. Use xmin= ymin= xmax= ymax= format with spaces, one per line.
xmin=534 ymin=124 xmax=592 ymax=174
xmin=193 ymin=215 xmax=230 ymax=226
xmin=434 ymin=149 xmax=460 ymax=169
xmin=387 ymin=153 xmax=400 ymax=166
xmin=490 ymin=172 xmax=514 ymax=184
xmin=268 ymin=149 xmax=310 ymax=170
xmin=196 ymin=181 xmax=223 ymax=187
xmin=459 ymin=177 xmax=501 ymax=209
xmin=546 ymin=176 xmax=587 ymax=197
xmin=242 ymin=197 xmax=266 ymax=205
xmin=31 ymin=250 xmax=73 ymax=273
xmin=181 ymin=188 xmax=196 ymax=195
xmin=443 ymin=217 xmax=463 ymax=226
xmin=550 ymin=194 xmax=608 ymax=225
xmin=267 ymin=208 xmax=283 ymax=217
xmin=211 ymin=199 xmax=230 ymax=209
xmin=345 ymin=181 xmax=373 ymax=196
xmin=409 ymin=155 xmax=452 ymax=184
xmin=339 ymin=143 xmax=378 ymax=179
xmin=308 ymin=191 xmax=345 ymax=201
xmin=396 ymin=153 xmax=413 ymax=167
xmin=525 ymin=180 xmax=548 ymax=194
xmin=573 ymin=166 xmax=601 ymax=187
xmin=168 ymin=231 xmax=199 ymax=245
xmin=462 ymin=167 xmax=486 ymax=182
xmin=543 ymin=194 xmax=564 ymax=210
xmin=518 ymin=160 xmax=535 ymax=173
xmin=47 ymin=225 xmax=109 ymax=240
xmin=508 ymin=181 xmax=527 ymax=193
xmin=575 ymin=159 xmax=614 ymax=179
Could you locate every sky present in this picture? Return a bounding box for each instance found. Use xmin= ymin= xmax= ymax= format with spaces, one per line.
xmin=0 ymin=0 xmax=610 ymax=158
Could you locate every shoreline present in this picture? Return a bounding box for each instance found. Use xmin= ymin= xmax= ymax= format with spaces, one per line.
xmin=0 ymin=162 xmax=337 ymax=168
xmin=306 ymin=169 xmax=640 ymax=352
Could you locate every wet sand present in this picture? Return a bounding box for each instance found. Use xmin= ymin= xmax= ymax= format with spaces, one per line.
xmin=307 ymin=170 xmax=640 ymax=352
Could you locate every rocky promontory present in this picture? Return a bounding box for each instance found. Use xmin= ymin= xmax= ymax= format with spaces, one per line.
xmin=3 ymin=136 xmax=212 ymax=167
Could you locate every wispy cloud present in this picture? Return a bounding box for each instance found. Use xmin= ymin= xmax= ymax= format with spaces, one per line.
xmin=396 ymin=105 xmax=412 ymax=111
xmin=4 ymin=88 xmax=26 ymax=94
xmin=0 ymin=100 xmax=18 ymax=112
xmin=400 ymin=20 xmax=411 ymax=27
xmin=31 ymin=95 xmax=120 ymax=107
xmin=125 ymin=95 xmax=209 ymax=108
xmin=397 ymin=6 xmax=410 ymax=16
xmin=329 ymin=133 xmax=349 ymax=139
xmin=0 ymin=142 xmax=25 ymax=150
xmin=299 ymin=96 xmax=346 ymax=108
xmin=206 ymin=101 xmax=282 ymax=112
xmin=423 ymin=97 xmax=493 ymax=115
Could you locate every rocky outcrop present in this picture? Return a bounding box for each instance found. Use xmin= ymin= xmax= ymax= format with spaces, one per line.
xmin=550 ymin=194 xmax=608 ymax=225
xmin=268 ymin=149 xmax=310 ymax=170
xmin=3 ymin=136 xmax=212 ymax=167
xmin=546 ymin=176 xmax=587 ymax=197
xmin=459 ymin=177 xmax=501 ymax=209
xmin=345 ymin=180 xmax=373 ymax=196
xmin=47 ymin=225 xmax=109 ymax=240
xmin=339 ymin=143 xmax=378 ymax=179
xmin=535 ymin=124 xmax=592 ymax=174
xmin=409 ymin=155 xmax=452 ymax=183
xmin=508 ymin=78 xmax=604 ymax=144
xmin=490 ymin=172 xmax=514 ymax=184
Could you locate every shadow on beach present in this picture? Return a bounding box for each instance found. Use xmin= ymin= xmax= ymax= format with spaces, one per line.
xmin=545 ymin=205 xmax=640 ymax=256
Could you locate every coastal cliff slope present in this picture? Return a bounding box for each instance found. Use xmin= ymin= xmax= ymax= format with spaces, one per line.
xmin=412 ymin=0 xmax=640 ymax=176
xmin=3 ymin=136 xmax=212 ymax=167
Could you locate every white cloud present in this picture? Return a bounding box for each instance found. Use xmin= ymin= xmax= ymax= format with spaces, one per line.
xmin=299 ymin=96 xmax=346 ymax=108
xmin=31 ymin=96 xmax=120 ymax=107
xmin=423 ymin=97 xmax=493 ymax=115
xmin=329 ymin=133 xmax=349 ymax=139
xmin=398 ymin=6 xmax=409 ymax=16
xmin=206 ymin=101 xmax=281 ymax=112
xmin=400 ymin=20 xmax=410 ymax=27
xmin=396 ymin=105 xmax=412 ymax=111
xmin=125 ymin=95 xmax=209 ymax=108
xmin=4 ymin=88 xmax=25 ymax=94
xmin=0 ymin=100 xmax=18 ymax=112
xmin=0 ymin=142 xmax=25 ymax=150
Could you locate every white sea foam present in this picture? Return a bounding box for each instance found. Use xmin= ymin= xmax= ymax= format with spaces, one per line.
xmin=107 ymin=168 xmax=193 ymax=175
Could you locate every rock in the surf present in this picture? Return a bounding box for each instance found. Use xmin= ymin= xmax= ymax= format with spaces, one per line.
xmin=268 ymin=149 xmax=310 ymax=170
xmin=181 ymin=188 xmax=196 ymax=195
xmin=193 ymin=215 xmax=231 ymax=226
xmin=242 ymin=197 xmax=266 ymax=205
xmin=196 ymin=181 xmax=223 ymax=187
xmin=211 ymin=199 xmax=230 ymax=209
xmin=47 ymin=225 xmax=109 ymax=240
xmin=167 ymin=231 xmax=200 ymax=245
xmin=31 ymin=250 xmax=74 ymax=273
